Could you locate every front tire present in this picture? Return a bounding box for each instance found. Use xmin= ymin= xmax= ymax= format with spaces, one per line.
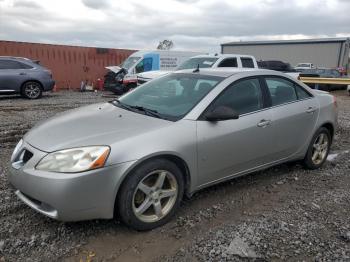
xmin=117 ymin=159 xmax=184 ymax=231
xmin=21 ymin=81 xmax=42 ymax=99
xmin=303 ymin=127 xmax=331 ymax=169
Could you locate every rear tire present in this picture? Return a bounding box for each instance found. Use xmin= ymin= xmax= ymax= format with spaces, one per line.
xmin=21 ymin=81 xmax=42 ymax=99
xmin=303 ymin=127 xmax=331 ymax=169
xmin=117 ymin=159 xmax=184 ymax=231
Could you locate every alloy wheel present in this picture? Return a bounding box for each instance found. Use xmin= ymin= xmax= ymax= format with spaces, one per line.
xmin=132 ymin=170 xmax=178 ymax=223
xmin=311 ymin=133 xmax=329 ymax=165
xmin=24 ymin=82 xmax=41 ymax=99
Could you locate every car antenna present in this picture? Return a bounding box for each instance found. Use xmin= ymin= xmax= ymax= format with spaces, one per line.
xmin=193 ymin=64 xmax=200 ymax=73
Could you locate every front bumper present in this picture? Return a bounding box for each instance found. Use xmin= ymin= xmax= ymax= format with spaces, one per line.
xmin=42 ymin=79 xmax=55 ymax=91
xmin=8 ymin=141 xmax=136 ymax=221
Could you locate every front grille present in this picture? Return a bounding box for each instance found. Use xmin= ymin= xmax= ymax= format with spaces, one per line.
xmin=22 ymin=150 xmax=33 ymax=163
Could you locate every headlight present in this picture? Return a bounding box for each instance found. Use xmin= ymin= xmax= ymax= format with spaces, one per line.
xmin=36 ymin=146 xmax=110 ymax=173
xmin=11 ymin=139 xmax=23 ymax=162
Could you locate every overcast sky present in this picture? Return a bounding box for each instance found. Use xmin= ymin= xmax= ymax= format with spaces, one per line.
xmin=0 ymin=0 xmax=349 ymax=52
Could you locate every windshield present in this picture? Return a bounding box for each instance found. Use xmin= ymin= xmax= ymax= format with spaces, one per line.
xmin=120 ymin=56 xmax=141 ymax=69
xmin=177 ymin=57 xmax=219 ymax=70
xmin=115 ymin=73 xmax=223 ymax=121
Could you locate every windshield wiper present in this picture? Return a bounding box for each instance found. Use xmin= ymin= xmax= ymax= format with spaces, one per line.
xmin=113 ymin=99 xmax=133 ymax=110
xmin=129 ymin=105 xmax=162 ymax=119
xmin=113 ymin=100 xmax=163 ymax=119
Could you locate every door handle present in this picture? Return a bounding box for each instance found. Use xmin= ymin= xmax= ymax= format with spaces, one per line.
xmin=19 ymin=72 xmax=27 ymax=76
xmin=257 ymin=119 xmax=271 ymax=128
xmin=306 ymin=107 xmax=316 ymax=113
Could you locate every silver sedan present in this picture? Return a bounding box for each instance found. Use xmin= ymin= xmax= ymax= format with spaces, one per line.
xmin=9 ymin=68 xmax=337 ymax=230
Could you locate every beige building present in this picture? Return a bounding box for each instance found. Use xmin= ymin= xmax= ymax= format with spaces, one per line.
xmin=221 ymin=38 xmax=350 ymax=69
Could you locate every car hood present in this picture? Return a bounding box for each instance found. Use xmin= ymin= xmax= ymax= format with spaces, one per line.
xmin=137 ymin=70 xmax=171 ymax=80
xmin=105 ymin=66 xmax=124 ymax=74
xmin=24 ymin=102 xmax=172 ymax=152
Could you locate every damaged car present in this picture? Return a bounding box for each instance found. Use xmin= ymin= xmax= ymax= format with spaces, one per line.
xmin=103 ymin=66 xmax=128 ymax=95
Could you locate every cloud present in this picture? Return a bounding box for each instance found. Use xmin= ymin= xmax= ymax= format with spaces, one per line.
xmin=13 ymin=0 xmax=41 ymax=8
xmin=174 ymin=0 xmax=199 ymax=3
xmin=81 ymin=0 xmax=110 ymax=9
xmin=0 ymin=0 xmax=349 ymax=53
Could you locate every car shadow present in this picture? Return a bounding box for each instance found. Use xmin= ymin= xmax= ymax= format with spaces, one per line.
xmin=0 ymin=95 xmax=23 ymax=101
xmin=0 ymin=93 xmax=56 ymax=101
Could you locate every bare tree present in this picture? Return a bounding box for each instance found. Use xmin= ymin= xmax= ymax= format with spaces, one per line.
xmin=157 ymin=40 xmax=174 ymax=50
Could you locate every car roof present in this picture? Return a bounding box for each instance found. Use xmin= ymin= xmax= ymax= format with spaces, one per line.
xmin=129 ymin=50 xmax=204 ymax=57
xmin=174 ymin=68 xmax=271 ymax=78
xmin=0 ymin=56 xmax=32 ymax=61
xmin=190 ymin=54 xmax=255 ymax=59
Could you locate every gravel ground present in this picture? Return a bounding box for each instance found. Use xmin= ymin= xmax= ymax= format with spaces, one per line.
xmin=0 ymin=90 xmax=349 ymax=262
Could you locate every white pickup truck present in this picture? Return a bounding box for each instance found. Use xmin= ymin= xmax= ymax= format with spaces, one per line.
xmin=137 ymin=54 xmax=258 ymax=85
xmin=294 ymin=63 xmax=315 ymax=72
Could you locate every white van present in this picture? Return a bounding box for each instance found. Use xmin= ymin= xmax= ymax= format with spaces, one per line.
xmin=104 ymin=50 xmax=204 ymax=94
xmin=137 ymin=54 xmax=258 ymax=85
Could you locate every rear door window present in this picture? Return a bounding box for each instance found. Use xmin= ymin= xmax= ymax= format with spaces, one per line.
xmin=0 ymin=60 xmax=32 ymax=69
xmin=295 ymin=85 xmax=312 ymax=100
xmin=0 ymin=60 xmax=8 ymax=69
xmin=241 ymin=57 xmax=255 ymax=68
xmin=265 ymin=77 xmax=311 ymax=106
xmin=218 ymin=58 xmax=238 ymax=67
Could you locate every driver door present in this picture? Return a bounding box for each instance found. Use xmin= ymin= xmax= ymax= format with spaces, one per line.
xmin=196 ymin=77 xmax=275 ymax=187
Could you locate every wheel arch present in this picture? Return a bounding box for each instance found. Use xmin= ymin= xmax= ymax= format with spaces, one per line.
xmin=20 ymin=79 xmax=44 ymax=93
xmin=114 ymin=153 xmax=192 ymax=216
xmin=320 ymin=122 xmax=334 ymax=142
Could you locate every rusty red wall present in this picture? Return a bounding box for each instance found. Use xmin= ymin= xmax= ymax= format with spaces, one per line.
xmin=0 ymin=40 xmax=136 ymax=90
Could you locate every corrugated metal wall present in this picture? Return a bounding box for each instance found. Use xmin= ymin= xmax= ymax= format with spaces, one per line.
xmin=222 ymin=42 xmax=344 ymax=68
xmin=0 ymin=41 xmax=136 ymax=90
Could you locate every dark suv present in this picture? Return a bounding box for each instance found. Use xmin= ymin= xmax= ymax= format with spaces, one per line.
xmin=0 ymin=57 xmax=55 ymax=99
xmin=257 ymin=60 xmax=296 ymax=72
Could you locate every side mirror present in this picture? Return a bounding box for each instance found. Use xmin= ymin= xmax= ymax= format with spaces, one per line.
xmin=205 ymin=106 xmax=239 ymax=121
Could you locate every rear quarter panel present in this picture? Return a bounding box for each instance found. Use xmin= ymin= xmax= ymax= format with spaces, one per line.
xmin=21 ymin=68 xmax=53 ymax=91
xmin=312 ymin=90 xmax=338 ymax=138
